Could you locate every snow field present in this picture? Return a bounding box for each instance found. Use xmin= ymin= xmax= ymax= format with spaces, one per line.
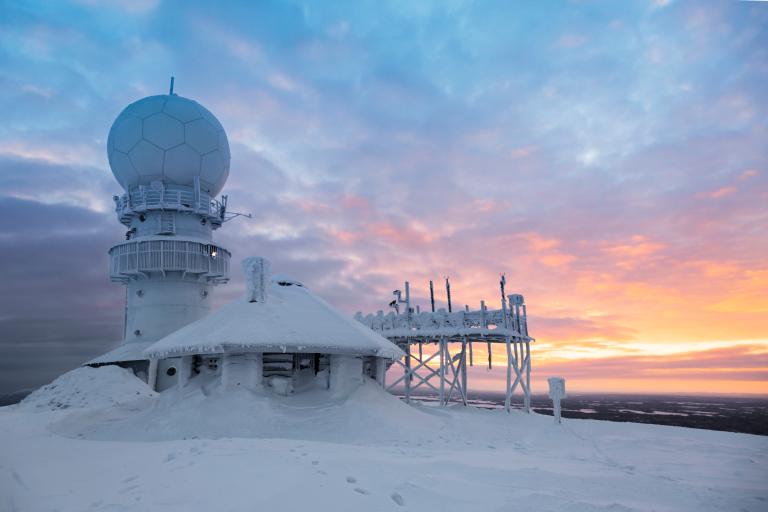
xmin=1 ymin=367 xmax=766 ymax=511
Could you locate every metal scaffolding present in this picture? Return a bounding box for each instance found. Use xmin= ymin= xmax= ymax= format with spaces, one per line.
xmin=355 ymin=277 xmax=533 ymax=412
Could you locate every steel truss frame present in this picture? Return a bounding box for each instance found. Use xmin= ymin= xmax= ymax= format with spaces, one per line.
xmin=384 ymin=334 xmax=531 ymax=412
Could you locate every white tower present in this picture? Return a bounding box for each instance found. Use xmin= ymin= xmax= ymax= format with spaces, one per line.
xmin=97 ymin=85 xmax=232 ymax=371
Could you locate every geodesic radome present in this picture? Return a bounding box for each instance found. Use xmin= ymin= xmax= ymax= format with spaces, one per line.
xmin=107 ymin=95 xmax=230 ymax=195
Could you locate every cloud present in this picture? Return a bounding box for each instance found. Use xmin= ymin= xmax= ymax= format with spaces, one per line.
xmin=0 ymin=1 xmax=766 ymax=395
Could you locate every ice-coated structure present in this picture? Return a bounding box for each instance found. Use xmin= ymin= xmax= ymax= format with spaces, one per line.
xmin=143 ymin=257 xmax=404 ymax=394
xmin=107 ymin=94 xmax=230 ymax=195
xmin=88 ymin=87 xmax=232 ymax=382
xmin=548 ymin=376 xmax=566 ymax=424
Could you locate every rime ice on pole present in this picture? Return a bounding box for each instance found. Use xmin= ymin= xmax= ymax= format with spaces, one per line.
xmin=243 ymin=257 xmax=270 ymax=303
xmin=548 ymin=377 xmax=566 ymax=424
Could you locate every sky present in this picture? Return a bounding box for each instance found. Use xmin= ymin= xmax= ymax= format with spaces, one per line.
xmin=0 ymin=0 xmax=766 ymax=396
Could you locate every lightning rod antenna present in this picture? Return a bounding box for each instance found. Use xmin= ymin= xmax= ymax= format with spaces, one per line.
xmin=169 ymin=76 xmax=175 ymax=95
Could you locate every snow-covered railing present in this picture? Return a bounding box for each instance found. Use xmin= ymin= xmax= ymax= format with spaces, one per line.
xmin=114 ymin=184 xmax=225 ymax=228
xmin=109 ymin=239 xmax=230 ymax=283
xmin=354 ymin=305 xmax=529 ymax=338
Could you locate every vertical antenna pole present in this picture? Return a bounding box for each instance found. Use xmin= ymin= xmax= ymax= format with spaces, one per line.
xmin=429 ymin=280 xmax=435 ymax=312
xmin=446 ymin=277 xmax=452 ymax=313
xmin=405 ymin=281 xmax=411 ymax=325
xmin=169 ymin=76 xmax=175 ymax=95
xmin=481 ymin=300 xmax=491 ymax=369
xmin=500 ymin=274 xmax=508 ymax=328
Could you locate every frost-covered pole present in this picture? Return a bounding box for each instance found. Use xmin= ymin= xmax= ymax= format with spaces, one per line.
xmin=445 ymin=277 xmax=452 ymax=313
xmin=461 ymin=335 xmax=468 ymax=403
xmin=429 ymin=280 xmax=435 ymax=312
xmin=439 ymin=336 xmax=446 ymax=405
xmin=522 ymin=304 xmax=529 ymax=337
xmin=548 ymin=377 xmax=566 ymax=423
xmin=481 ymin=300 xmax=492 ymax=369
xmin=404 ymin=343 xmax=411 ymax=403
xmin=525 ymin=340 xmax=532 ymax=412
xmin=505 ymin=335 xmax=512 ymax=412
xmin=405 ymin=281 xmax=411 ymax=327
xmin=462 ymin=304 xmax=473 ymax=366
xmin=243 ymin=257 xmax=270 ymax=303
xmin=500 ymin=274 xmax=508 ymax=328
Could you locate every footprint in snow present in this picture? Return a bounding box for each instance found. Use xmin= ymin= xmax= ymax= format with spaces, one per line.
xmin=311 ymin=460 xmax=319 ymax=465
xmin=346 ymin=476 xmax=357 ymax=484
xmin=353 ymin=488 xmax=370 ymax=495
xmin=390 ymin=493 xmax=406 ymax=507
xmin=122 ymin=475 xmax=139 ymax=483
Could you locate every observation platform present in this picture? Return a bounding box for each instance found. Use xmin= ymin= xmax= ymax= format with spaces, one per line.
xmin=113 ymin=182 xmax=226 ymax=228
xmin=356 ymin=278 xmax=533 ymax=412
xmin=109 ymin=238 xmax=230 ymax=284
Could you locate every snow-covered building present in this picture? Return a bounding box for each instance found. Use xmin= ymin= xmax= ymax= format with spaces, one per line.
xmin=143 ymin=257 xmax=404 ymax=393
xmin=88 ymin=83 xmax=402 ymax=396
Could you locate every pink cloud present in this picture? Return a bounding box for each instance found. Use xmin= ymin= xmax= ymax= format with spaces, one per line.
xmin=697 ymin=186 xmax=736 ymax=199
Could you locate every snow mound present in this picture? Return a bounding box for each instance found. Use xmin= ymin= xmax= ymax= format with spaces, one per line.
xmin=52 ymin=379 xmax=447 ymax=443
xmin=19 ymin=366 xmax=156 ymax=411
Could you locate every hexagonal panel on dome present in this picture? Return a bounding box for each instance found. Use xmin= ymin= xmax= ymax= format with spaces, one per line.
xmin=164 ymin=96 xmax=203 ymax=123
xmin=185 ymin=118 xmax=219 ymax=154
xmin=111 ymin=115 xmax=142 ymax=153
xmin=200 ymin=150 xmax=224 ymax=179
xmin=143 ymin=112 xmax=184 ymax=150
xmin=196 ymin=104 xmax=224 ymax=133
xmin=164 ymin=144 xmax=201 ymax=186
xmin=108 ymin=150 xmax=139 ymax=189
xmin=129 ymin=140 xmax=165 ymax=177
xmin=218 ymin=131 xmax=231 ymax=161
xmin=128 ymin=95 xmax=168 ymax=118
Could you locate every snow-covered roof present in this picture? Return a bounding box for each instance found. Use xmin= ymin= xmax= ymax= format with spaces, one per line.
xmin=87 ymin=341 xmax=155 ymax=365
xmin=144 ymin=272 xmax=404 ymax=360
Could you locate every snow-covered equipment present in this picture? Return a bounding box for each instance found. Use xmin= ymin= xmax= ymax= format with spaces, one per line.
xmin=355 ymin=276 xmax=534 ymax=412
xmin=548 ymin=377 xmax=566 ymax=424
xmin=143 ymin=257 xmax=403 ymax=394
xmin=88 ymin=80 xmax=236 ymax=382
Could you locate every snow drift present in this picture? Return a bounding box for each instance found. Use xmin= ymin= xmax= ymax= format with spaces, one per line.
xmin=18 ymin=366 xmax=157 ymax=412
xmin=2 ymin=365 xmax=767 ymax=511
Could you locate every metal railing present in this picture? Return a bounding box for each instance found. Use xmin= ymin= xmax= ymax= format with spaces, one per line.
xmin=109 ymin=239 xmax=230 ymax=283
xmin=114 ymin=186 xmax=225 ymax=227
xmin=354 ymin=308 xmax=529 ymax=337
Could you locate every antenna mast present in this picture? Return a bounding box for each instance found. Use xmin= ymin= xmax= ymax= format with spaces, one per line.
xmin=445 ymin=277 xmax=452 ymax=313
xmin=429 ymin=280 xmax=435 ymax=312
